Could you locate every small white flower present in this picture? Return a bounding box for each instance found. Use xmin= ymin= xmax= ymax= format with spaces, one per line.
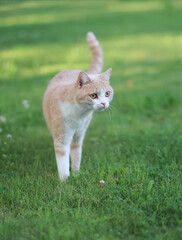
xmin=22 ymin=100 xmax=30 ymax=109
xmin=100 ymin=180 xmax=105 ymax=184
xmin=7 ymin=134 xmax=12 ymax=139
xmin=0 ymin=128 xmax=2 ymax=133
xmin=24 ymin=104 xmax=30 ymax=109
xmin=99 ymin=180 xmax=105 ymax=188
xmin=22 ymin=100 xmax=28 ymax=104
xmin=0 ymin=116 xmax=6 ymax=123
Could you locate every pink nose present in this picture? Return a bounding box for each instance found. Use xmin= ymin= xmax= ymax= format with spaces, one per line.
xmin=101 ymin=102 xmax=106 ymax=106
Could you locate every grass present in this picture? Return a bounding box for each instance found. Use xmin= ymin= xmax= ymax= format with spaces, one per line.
xmin=0 ymin=0 xmax=182 ymax=239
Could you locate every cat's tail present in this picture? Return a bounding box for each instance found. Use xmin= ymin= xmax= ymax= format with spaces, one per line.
xmin=86 ymin=32 xmax=103 ymax=74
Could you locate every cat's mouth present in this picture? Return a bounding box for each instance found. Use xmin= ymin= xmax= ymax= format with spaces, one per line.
xmin=97 ymin=106 xmax=107 ymax=112
xmin=93 ymin=104 xmax=108 ymax=111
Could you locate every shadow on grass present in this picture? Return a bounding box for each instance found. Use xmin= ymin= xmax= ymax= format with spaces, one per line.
xmin=0 ymin=2 xmax=182 ymax=49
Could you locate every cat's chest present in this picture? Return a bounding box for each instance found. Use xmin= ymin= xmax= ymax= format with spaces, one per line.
xmin=59 ymin=102 xmax=92 ymax=129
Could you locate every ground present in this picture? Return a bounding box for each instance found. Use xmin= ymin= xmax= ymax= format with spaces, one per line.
xmin=0 ymin=1 xmax=182 ymax=239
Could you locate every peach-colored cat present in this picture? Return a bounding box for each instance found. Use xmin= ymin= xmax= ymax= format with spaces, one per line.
xmin=43 ymin=32 xmax=113 ymax=181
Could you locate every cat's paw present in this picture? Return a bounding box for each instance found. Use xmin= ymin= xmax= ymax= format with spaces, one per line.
xmin=71 ymin=162 xmax=80 ymax=172
xmin=71 ymin=166 xmax=80 ymax=172
xmin=59 ymin=173 xmax=69 ymax=182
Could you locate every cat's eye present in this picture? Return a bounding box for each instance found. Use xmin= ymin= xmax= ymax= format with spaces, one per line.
xmin=89 ymin=93 xmax=97 ymax=99
xmin=105 ymin=91 xmax=110 ymax=97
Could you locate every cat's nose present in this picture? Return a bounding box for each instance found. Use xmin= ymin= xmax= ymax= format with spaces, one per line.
xmin=101 ymin=102 xmax=106 ymax=106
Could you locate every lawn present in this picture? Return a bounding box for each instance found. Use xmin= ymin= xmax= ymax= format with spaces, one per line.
xmin=0 ymin=0 xmax=182 ymax=239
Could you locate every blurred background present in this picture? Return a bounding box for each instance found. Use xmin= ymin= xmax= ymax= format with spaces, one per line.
xmin=0 ymin=1 xmax=182 ymax=239
xmin=0 ymin=0 xmax=182 ymax=136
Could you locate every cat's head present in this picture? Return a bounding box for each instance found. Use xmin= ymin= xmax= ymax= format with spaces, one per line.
xmin=75 ymin=68 xmax=113 ymax=111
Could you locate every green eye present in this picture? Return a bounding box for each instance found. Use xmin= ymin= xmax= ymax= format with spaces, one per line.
xmin=90 ymin=93 xmax=97 ymax=99
xmin=105 ymin=91 xmax=110 ymax=97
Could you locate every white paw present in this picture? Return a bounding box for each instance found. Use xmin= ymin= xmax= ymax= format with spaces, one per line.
xmin=71 ymin=165 xmax=80 ymax=172
xmin=59 ymin=173 xmax=69 ymax=182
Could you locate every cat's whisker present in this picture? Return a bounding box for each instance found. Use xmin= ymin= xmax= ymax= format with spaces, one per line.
xmin=108 ymin=105 xmax=114 ymax=111
xmin=107 ymin=107 xmax=112 ymax=121
xmin=109 ymin=103 xmax=116 ymax=108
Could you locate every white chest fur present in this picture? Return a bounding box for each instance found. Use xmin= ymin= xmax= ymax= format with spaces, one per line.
xmin=59 ymin=102 xmax=93 ymax=130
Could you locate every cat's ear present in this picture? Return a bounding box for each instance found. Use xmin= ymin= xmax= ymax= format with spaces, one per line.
xmin=76 ymin=71 xmax=91 ymax=88
xmin=104 ymin=68 xmax=112 ymax=81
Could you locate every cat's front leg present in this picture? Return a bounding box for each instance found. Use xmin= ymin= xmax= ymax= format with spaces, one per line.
xmin=70 ymin=136 xmax=83 ymax=172
xmin=54 ymin=136 xmax=72 ymax=182
xmin=71 ymin=138 xmax=83 ymax=172
xmin=70 ymin=116 xmax=92 ymax=172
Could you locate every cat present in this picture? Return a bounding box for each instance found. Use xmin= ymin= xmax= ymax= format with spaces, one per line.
xmin=43 ymin=32 xmax=114 ymax=181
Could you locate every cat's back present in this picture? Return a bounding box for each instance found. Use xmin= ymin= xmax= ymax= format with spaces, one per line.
xmin=43 ymin=69 xmax=81 ymax=101
xmin=43 ymin=69 xmax=81 ymax=120
xmin=50 ymin=69 xmax=81 ymax=86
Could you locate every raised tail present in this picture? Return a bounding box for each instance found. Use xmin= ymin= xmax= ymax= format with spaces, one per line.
xmin=86 ymin=32 xmax=103 ymax=74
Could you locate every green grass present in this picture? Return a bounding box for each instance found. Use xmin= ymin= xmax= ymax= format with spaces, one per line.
xmin=0 ymin=0 xmax=182 ymax=239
